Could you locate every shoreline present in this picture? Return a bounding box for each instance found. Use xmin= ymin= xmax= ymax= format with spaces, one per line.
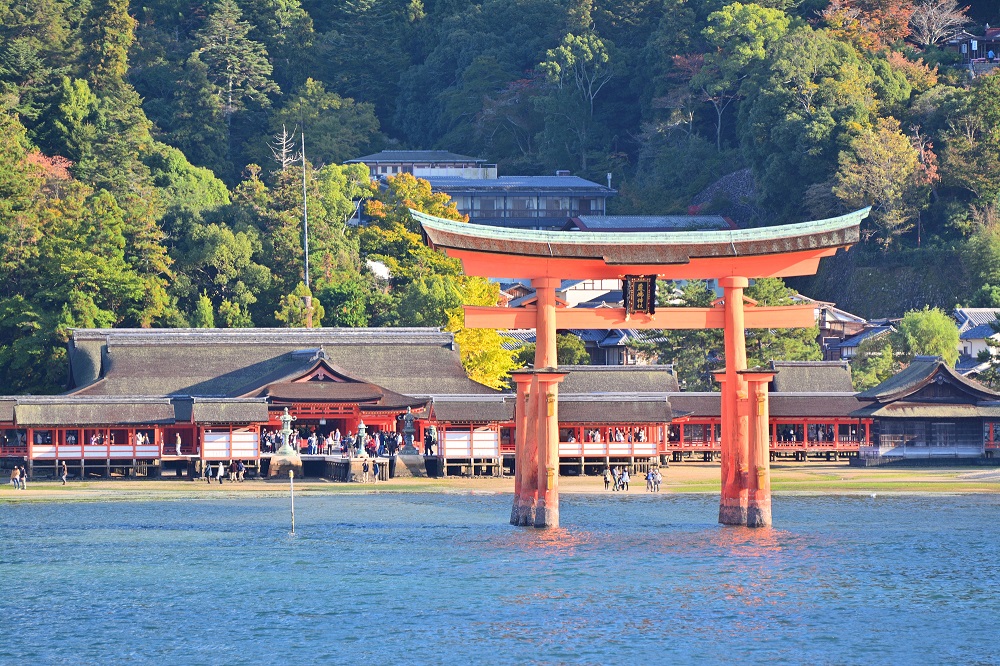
xmin=4 ymin=462 xmax=1000 ymax=502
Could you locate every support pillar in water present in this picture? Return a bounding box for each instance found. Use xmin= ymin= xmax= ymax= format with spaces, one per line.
xmin=510 ymin=371 xmax=533 ymax=526
xmin=718 ymin=276 xmax=750 ymax=526
xmin=532 ymin=370 xmax=566 ymax=528
xmin=742 ymin=371 xmax=776 ymax=527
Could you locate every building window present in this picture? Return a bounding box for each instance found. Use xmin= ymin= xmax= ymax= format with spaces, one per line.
xmin=541 ymin=197 xmax=569 ymax=217
xmin=511 ymin=197 xmax=535 ymax=216
xmin=477 ymin=197 xmax=498 ymax=216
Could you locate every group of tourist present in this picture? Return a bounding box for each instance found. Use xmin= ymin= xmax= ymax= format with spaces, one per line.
xmin=602 ymin=465 xmax=664 ymax=491
xmin=260 ymin=427 xmax=411 ymax=459
xmin=586 ymin=428 xmax=648 ymax=443
xmin=199 ymin=459 xmax=245 ymax=483
xmin=360 ymin=459 xmax=381 ymax=483
xmin=8 ymin=465 xmax=27 ymax=489
xmin=604 ymin=466 xmax=631 ymax=491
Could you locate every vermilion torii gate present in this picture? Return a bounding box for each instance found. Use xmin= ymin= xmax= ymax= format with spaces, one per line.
xmin=415 ymin=208 xmax=868 ymax=528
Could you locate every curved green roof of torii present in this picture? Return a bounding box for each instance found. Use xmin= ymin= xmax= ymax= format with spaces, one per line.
xmin=413 ymin=207 xmax=869 ymax=266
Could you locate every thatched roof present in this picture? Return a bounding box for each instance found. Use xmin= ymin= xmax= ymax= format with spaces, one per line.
xmin=768 ymin=361 xmax=854 ymax=393
xmin=558 ymin=365 xmax=678 ymax=393
xmin=13 ymin=397 xmax=175 ymax=426
xmin=68 ymin=328 xmax=497 ymax=398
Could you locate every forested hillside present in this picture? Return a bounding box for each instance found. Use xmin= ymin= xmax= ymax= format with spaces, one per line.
xmin=1 ymin=0 xmax=999 ymax=392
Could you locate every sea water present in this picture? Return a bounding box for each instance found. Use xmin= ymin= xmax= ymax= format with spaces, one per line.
xmin=1 ymin=493 xmax=998 ymax=665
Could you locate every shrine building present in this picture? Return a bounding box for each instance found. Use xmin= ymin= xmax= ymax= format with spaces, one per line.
xmin=2 ymin=329 xmax=998 ymax=479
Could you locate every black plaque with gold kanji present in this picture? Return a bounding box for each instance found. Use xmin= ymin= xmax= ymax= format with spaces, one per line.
xmin=623 ymin=275 xmax=657 ymax=315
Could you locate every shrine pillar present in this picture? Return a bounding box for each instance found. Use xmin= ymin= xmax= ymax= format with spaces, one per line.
xmin=529 ymin=277 xmax=563 ymax=528
xmin=533 ymin=370 xmax=566 ymax=528
xmin=518 ymin=374 xmax=541 ymax=526
xmin=510 ymin=371 xmax=533 ymax=526
xmin=718 ymin=276 xmax=750 ymax=526
xmin=741 ymin=371 xmax=775 ymax=527
xmin=532 ymin=278 xmax=559 ymax=368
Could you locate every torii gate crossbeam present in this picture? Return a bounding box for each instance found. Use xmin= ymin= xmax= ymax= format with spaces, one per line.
xmin=415 ymin=208 xmax=868 ymax=529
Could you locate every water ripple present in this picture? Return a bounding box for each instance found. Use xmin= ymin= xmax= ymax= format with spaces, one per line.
xmin=1 ymin=493 xmax=999 ymax=664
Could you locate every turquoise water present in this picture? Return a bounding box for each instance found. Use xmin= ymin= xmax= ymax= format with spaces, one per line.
xmin=2 ymin=493 xmax=999 ymax=665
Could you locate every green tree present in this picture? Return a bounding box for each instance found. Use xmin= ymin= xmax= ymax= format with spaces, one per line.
xmin=82 ymin=0 xmax=136 ymax=92
xmin=744 ymin=277 xmax=821 ymax=367
xmin=695 ymin=2 xmax=790 ymax=151
xmin=514 ymin=333 xmax=592 ymax=367
xmin=317 ymin=277 xmax=370 ymax=327
xmin=833 ymin=116 xmax=934 ymax=249
xmin=219 ymin=298 xmax=253 ymax=327
xmin=172 ymin=221 xmax=270 ymax=322
xmin=193 ymin=292 xmax=215 ymax=327
xmin=637 ymin=280 xmax=723 ymax=391
xmin=269 ymin=78 xmax=382 ymax=167
xmin=274 ymin=281 xmax=325 ymax=327
xmin=968 ymin=284 xmax=1000 ymax=308
xmin=395 ymin=275 xmax=462 ymax=327
xmin=236 ymin=0 xmax=316 ymax=93
xmin=738 ymin=25 xmax=878 ymax=213
xmin=194 ymin=0 xmax=279 ymax=130
xmin=538 ymin=31 xmax=615 ymax=172
xmin=939 ymin=73 xmax=1000 ymax=202
xmin=891 ymin=306 xmax=959 ymax=365
xmin=850 ymin=335 xmax=899 ymax=390
xmin=0 ymin=36 xmax=58 ymax=124
xmin=44 ymin=77 xmax=98 ymax=167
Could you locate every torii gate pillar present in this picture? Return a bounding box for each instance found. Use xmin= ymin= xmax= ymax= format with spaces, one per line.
xmin=742 ymin=370 xmax=776 ymax=527
xmin=509 ymin=278 xmax=566 ymax=528
xmin=718 ymin=276 xmax=751 ymax=526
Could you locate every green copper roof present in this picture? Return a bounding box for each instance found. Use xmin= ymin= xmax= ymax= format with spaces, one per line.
xmin=413 ymin=208 xmax=869 ymax=265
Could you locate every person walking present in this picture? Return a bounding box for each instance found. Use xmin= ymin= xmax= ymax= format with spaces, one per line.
xmin=611 ymin=467 xmax=619 ymax=491
xmin=203 ymin=460 xmax=212 ymax=483
xmin=237 ymin=460 xmax=245 ymax=482
xmin=216 ymin=460 xmax=225 ymax=484
xmin=60 ymin=461 xmax=68 ymax=485
xmin=372 ymin=461 xmax=380 ymax=484
xmin=362 ymin=460 xmax=370 ymax=483
xmin=603 ymin=467 xmax=611 ymax=491
xmin=654 ymin=469 xmax=663 ymax=492
xmin=10 ymin=466 xmax=19 ymax=489
xmin=621 ymin=468 xmax=630 ymax=491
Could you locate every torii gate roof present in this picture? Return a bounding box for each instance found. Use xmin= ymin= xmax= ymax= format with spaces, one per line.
xmin=414 ymin=207 xmax=868 ymax=280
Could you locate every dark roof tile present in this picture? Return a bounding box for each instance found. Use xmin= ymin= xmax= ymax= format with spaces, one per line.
xmin=559 ymin=365 xmax=679 ymax=393
xmin=14 ymin=398 xmax=175 ymax=426
xmin=190 ymin=399 xmax=269 ymax=424
xmin=856 ymin=357 xmax=1000 ymax=402
xmin=768 ymin=361 xmax=854 ymax=392
xmin=68 ymin=328 xmax=497 ymax=398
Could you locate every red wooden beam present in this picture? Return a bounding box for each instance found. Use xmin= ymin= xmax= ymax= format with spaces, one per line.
xmin=448 ymin=248 xmax=836 ymax=280
xmin=464 ymin=303 xmax=816 ymax=330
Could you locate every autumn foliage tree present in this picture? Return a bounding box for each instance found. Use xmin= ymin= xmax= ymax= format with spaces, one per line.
xmin=821 ymin=0 xmax=915 ymax=50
